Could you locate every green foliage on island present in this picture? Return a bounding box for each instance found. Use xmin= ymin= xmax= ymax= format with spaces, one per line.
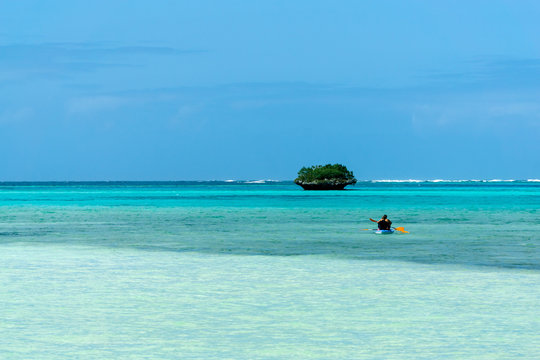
xmin=295 ymin=164 xmax=357 ymax=183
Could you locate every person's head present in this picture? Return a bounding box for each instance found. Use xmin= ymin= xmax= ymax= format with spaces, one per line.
xmin=382 ymin=214 xmax=387 ymax=219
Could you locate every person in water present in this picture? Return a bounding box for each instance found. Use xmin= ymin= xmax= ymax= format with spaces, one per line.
xmin=377 ymin=215 xmax=392 ymax=230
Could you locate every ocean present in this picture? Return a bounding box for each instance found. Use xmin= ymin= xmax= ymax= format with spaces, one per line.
xmin=0 ymin=181 xmax=539 ymax=359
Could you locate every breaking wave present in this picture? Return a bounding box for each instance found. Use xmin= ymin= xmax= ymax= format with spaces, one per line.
xmin=369 ymin=179 xmax=525 ymax=183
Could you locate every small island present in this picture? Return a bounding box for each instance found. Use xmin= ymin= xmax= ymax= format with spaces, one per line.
xmin=294 ymin=164 xmax=357 ymax=190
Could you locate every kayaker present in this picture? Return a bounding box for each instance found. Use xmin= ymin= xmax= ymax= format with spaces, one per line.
xmin=377 ymin=215 xmax=392 ymax=230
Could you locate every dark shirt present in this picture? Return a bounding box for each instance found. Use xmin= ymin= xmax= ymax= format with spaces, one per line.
xmin=378 ymin=219 xmax=392 ymax=230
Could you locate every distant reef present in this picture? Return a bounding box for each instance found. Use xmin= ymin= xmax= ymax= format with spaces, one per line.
xmin=294 ymin=164 xmax=357 ymax=190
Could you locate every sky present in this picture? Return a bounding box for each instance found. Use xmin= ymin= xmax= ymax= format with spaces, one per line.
xmin=1 ymin=0 xmax=539 ymax=180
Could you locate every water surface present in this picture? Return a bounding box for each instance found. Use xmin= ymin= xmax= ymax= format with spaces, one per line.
xmin=0 ymin=181 xmax=538 ymax=358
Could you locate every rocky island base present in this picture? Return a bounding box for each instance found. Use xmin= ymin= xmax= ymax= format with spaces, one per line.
xmin=294 ymin=179 xmax=356 ymax=190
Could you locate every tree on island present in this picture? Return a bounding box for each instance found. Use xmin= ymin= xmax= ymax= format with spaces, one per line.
xmin=294 ymin=164 xmax=357 ymax=190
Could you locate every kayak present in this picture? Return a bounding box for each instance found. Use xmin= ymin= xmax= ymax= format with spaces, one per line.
xmin=374 ymin=229 xmax=394 ymax=234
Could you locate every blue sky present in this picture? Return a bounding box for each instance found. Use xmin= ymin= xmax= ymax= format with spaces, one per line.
xmin=1 ymin=1 xmax=539 ymax=180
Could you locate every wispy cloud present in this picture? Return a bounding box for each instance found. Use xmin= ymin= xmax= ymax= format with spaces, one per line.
xmin=0 ymin=42 xmax=203 ymax=79
xmin=57 ymin=72 xmax=540 ymax=135
xmin=409 ymin=89 xmax=540 ymax=133
xmin=420 ymin=56 xmax=540 ymax=88
xmin=0 ymin=107 xmax=34 ymax=124
xmin=67 ymin=95 xmax=133 ymax=114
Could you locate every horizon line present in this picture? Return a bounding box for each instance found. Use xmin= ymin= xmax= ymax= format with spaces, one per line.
xmin=0 ymin=179 xmax=539 ymax=183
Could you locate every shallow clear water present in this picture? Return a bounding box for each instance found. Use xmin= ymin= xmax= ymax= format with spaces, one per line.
xmin=0 ymin=181 xmax=539 ymax=358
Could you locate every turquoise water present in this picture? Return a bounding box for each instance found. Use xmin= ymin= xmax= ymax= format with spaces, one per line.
xmin=1 ymin=181 xmax=539 ymax=358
